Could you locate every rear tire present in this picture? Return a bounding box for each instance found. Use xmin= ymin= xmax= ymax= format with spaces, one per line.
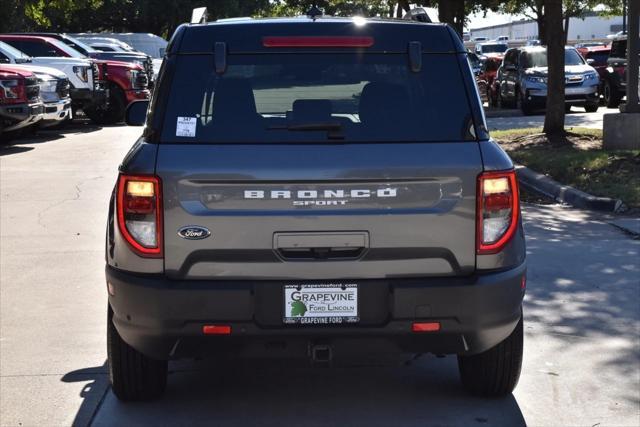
xmin=108 ymin=306 xmax=167 ymax=401
xmin=457 ymin=312 xmax=523 ymax=397
xmin=84 ymin=84 xmax=127 ymax=125
xmin=604 ymin=79 xmax=622 ymax=108
xmin=517 ymin=90 xmax=534 ymax=116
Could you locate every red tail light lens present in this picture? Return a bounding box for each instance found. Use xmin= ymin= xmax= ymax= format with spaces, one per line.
xmin=116 ymin=174 xmax=162 ymax=257
xmin=263 ymin=36 xmax=374 ymax=48
xmin=477 ymin=170 xmax=519 ymax=254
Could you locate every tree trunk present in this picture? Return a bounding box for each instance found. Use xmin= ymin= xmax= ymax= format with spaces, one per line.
xmin=563 ymin=14 xmax=570 ymax=44
xmin=533 ymin=0 xmax=546 ymax=44
xmin=543 ymin=0 xmax=566 ymax=137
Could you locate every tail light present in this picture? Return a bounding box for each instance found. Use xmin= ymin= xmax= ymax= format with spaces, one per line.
xmin=477 ymin=170 xmax=519 ymax=254
xmin=263 ymin=36 xmax=374 ymax=48
xmin=116 ymin=174 xmax=162 ymax=257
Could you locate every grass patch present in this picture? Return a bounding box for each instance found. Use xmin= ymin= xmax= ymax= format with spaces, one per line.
xmin=493 ymin=127 xmax=640 ymax=208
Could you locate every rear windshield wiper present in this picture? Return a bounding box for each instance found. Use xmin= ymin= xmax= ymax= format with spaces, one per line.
xmin=267 ymin=122 xmax=344 ymax=139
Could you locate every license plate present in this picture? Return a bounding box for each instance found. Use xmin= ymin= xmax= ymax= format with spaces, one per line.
xmin=283 ymin=284 xmax=358 ymax=325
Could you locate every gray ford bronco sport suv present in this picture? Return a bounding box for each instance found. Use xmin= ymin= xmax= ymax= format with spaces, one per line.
xmin=106 ymin=14 xmax=526 ymax=401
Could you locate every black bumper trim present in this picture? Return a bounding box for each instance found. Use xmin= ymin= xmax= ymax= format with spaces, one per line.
xmin=106 ymin=263 xmax=526 ymax=360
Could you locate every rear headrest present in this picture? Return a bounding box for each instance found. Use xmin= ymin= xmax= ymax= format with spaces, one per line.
xmin=212 ymin=78 xmax=257 ymax=122
xmin=291 ymin=99 xmax=332 ymax=122
xmin=359 ymin=82 xmax=411 ymax=127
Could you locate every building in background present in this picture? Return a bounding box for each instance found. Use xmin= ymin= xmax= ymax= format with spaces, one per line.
xmin=470 ymin=13 xmax=624 ymax=42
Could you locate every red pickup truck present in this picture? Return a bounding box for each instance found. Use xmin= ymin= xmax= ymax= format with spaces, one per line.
xmin=0 ymin=35 xmax=149 ymax=124
xmin=0 ymin=65 xmax=44 ymax=139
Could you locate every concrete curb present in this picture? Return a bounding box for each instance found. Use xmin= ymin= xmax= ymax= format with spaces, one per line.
xmin=515 ymin=165 xmax=624 ymax=212
xmin=484 ymin=108 xmax=523 ymax=118
xmin=607 ymin=219 xmax=640 ymax=238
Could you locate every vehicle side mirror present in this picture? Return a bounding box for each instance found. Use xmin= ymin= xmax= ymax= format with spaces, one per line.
xmin=586 ymin=58 xmax=595 ymax=65
xmin=125 ymin=100 xmax=149 ymax=126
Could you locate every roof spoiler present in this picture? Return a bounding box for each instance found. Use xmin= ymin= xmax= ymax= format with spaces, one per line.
xmin=191 ymin=7 xmax=208 ymax=24
xmin=402 ymin=8 xmax=432 ymax=23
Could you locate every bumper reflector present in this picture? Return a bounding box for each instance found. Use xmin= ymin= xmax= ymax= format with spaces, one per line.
xmin=412 ymin=322 xmax=441 ymax=333
xmin=203 ymin=325 xmax=232 ymax=335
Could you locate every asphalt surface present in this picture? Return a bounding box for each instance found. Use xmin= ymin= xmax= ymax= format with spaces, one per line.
xmin=1 ymin=123 xmax=639 ymax=427
xmin=485 ymin=106 xmax=618 ymax=131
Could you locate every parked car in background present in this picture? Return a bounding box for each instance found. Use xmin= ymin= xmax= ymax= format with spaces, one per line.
xmin=602 ymin=35 xmax=634 ymax=108
xmin=11 ymin=33 xmax=154 ymax=87
xmin=71 ymin=33 xmax=167 ymax=59
xmin=468 ymin=52 xmax=487 ymax=103
xmin=0 ymin=65 xmax=43 ymax=138
xmin=78 ymin=37 xmax=138 ymax=52
xmin=5 ymin=63 xmax=71 ymax=128
xmin=475 ymin=42 xmax=508 ymax=56
xmin=525 ymin=39 xmax=541 ymax=46
xmin=0 ymin=40 xmax=103 ymax=119
xmin=495 ymin=36 xmax=509 ymax=42
xmin=480 ymin=55 xmax=504 ymax=106
xmin=576 ymin=44 xmax=611 ymax=99
xmin=494 ymin=46 xmax=599 ymax=114
xmin=0 ymin=35 xmax=149 ymax=124
xmin=472 ymin=36 xmax=488 ymax=42
xmin=575 ymin=42 xmax=607 ymax=50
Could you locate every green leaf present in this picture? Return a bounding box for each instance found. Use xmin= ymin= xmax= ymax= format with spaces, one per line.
xmin=290 ymin=300 xmax=307 ymax=317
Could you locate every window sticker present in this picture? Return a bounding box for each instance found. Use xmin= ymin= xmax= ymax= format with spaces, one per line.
xmin=176 ymin=117 xmax=197 ymax=137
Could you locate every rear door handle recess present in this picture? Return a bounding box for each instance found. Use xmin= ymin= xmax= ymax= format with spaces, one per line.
xmin=273 ymin=232 xmax=369 ymax=260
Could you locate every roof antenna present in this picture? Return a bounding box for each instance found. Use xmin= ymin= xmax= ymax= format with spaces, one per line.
xmin=306 ymin=3 xmax=323 ymax=20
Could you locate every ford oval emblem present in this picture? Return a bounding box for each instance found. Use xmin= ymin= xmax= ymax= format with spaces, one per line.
xmin=178 ymin=226 xmax=211 ymax=240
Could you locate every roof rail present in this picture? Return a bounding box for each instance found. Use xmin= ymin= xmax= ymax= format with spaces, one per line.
xmin=402 ymin=8 xmax=432 ymax=23
xmin=191 ymin=7 xmax=208 ymax=24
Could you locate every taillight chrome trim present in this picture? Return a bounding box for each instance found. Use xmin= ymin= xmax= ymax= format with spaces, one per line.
xmin=116 ymin=174 xmax=163 ymax=258
xmin=476 ymin=169 xmax=519 ymax=255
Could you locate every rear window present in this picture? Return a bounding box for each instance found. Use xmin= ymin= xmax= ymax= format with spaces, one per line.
xmin=480 ymin=44 xmax=508 ymax=54
xmin=522 ymin=49 xmax=585 ymax=68
xmin=160 ymin=54 xmax=474 ymax=143
xmin=586 ymin=51 xmax=609 ymax=66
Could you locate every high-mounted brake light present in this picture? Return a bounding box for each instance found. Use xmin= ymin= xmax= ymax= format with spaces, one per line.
xmin=116 ymin=174 xmax=163 ymax=257
xmin=477 ymin=170 xmax=519 ymax=254
xmin=263 ymin=36 xmax=374 ymax=48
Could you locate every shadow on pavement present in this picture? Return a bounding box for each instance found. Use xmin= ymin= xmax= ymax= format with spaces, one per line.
xmin=0 ymin=119 xmax=106 ymax=155
xmin=522 ymin=205 xmax=640 ymax=407
xmin=64 ymin=356 xmax=526 ymax=427
xmin=0 ymin=145 xmax=35 ymax=156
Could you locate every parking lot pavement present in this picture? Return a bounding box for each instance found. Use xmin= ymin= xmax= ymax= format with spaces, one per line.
xmin=1 ymin=125 xmax=639 ymax=427
xmin=486 ymin=106 xmax=618 ymax=131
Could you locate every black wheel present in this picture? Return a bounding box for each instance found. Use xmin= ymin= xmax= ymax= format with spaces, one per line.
xmin=488 ymin=87 xmax=499 ymax=108
xmin=84 ymin=84 xmax=127 ymax=125
xmin=517 ymin=90 xmax=534 ymax=115
xmin=497 ymin=89 xmax=508 ymax=109
xmin=108 ymin=306 xmax=167 ymax=401
xmin=604 ymin=79 xmax=622 ymax=108
xmin=584 ymin=103 xmax=599 ymax=113
xmin=457 ymin=312 xmax=523 ymax=397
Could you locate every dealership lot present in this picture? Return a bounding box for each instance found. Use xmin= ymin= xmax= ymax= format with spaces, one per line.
xmin=1 ymin=124 xmax=639 ymax=426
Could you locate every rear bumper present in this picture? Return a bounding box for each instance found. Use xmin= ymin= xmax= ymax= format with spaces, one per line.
xmin=106 ymin=263 xmax=526 ymax=360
